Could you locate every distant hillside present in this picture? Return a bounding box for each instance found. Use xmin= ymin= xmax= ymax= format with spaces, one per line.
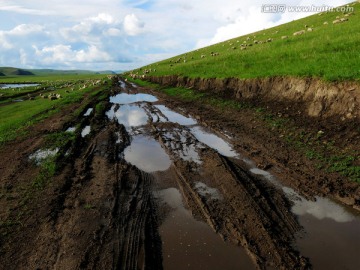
xmin=0 ymin=67 xmax=116 ymax=77
xmin=0 ymin=67 xmax=34 ymax=76
xmin=28 ymin=69 xmax=116 ymax=76
xmin=133 ymin=1 xmax=359 ymax=81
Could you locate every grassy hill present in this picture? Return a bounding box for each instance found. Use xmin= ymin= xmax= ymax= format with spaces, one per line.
xmin=29 ymin=69 xmax=116 ymax=76
xmin=0 ymin=67 xmax=116 ymax=79
xmin=0 ymin=67 xmax=35 ymax=76
xmin=133 ymin=1 xmax=359 ymax=81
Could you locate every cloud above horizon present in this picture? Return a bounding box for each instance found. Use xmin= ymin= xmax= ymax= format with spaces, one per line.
xmin=0 ymin=0 xmax=353 ymax=71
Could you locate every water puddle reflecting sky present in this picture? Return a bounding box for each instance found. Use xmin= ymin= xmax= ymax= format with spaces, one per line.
xmin=124 ymin=135 xmax=171 ymax=173
xmin=250 ymin=166 xmax=360 ymax=269
xmin=0 ymin=83 xmax=39 ymax=89
xmin=29 ymin=148 xmax=59 ymax=165
xmin=106 ymin=104 xmax=148 ymax=127
xmin=109 ymin=93 xmax=158 ymax=104
xmin=66 ymin=127 xmax=76 ymax=133
xmin=194 ymin=182 xmax=222 ymax=201
xmin=81 ymin=126 xmax=91 ymax=137
xmin=157 ymin=188 xmax=255 ymax=270
xmin=83 ymin=108 xmax=93 ymax=116
xmin=190 ymin=126 xmax=238 ymax=157
xmin=155 ymin=105 xmax=197 ymax=126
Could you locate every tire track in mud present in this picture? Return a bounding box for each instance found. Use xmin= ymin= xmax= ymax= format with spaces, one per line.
xmin=154 ymin=124 xmax=309 ymax=269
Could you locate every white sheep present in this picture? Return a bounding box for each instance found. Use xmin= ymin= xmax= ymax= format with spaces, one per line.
xmin=293 ymin=30 xmax=306 ymax=36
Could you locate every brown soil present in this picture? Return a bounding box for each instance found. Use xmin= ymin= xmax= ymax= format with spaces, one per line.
xmin=0 ymin=76 xmax=358 ymax=269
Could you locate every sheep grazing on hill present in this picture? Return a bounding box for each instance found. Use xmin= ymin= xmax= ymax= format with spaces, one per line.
xmin=201 ymin=54 xmax=206 ymax=58
xmin=307 ymin=28 xmax=313 ymax=32
xmin=293 ymin=30 xmax=306 ymax=36
xmin=210 ymin=52 xmax=219 ymax=56
xmin=267 ymin=38 xmax=273 ymax=42
xmin=281 ymin=35 xmax=288 ymax=39
xmin=323 ymin=21 xmax=328 ymax=25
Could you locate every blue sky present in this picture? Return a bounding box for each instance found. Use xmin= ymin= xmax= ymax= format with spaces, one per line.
xmin=0 ymin=0 xmax=351 ymax=71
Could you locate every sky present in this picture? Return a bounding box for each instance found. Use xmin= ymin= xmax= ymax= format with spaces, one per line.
xmin=0 ymin=0 xmax=352 ymax=71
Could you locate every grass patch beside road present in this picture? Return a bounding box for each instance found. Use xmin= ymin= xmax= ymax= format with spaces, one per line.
xmin=0 ymin=76 xmax=111 ymax=146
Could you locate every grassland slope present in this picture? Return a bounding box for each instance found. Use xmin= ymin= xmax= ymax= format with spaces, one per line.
xmin=134 ymin=2 xmax=359 ymax=81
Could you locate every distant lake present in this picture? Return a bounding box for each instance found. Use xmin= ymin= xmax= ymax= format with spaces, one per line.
xmin=0 ymin=83 xmax=40 ymax=89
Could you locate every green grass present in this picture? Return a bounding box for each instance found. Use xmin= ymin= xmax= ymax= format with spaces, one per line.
xmin=130 ymin=2 xmax=360 ymax=81
xmin=0 ymin=76 xmax=111 ymax=145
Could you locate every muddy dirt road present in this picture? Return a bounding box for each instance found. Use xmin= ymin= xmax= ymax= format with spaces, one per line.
xmin=1 ymin=77 xmax=360 ymax=269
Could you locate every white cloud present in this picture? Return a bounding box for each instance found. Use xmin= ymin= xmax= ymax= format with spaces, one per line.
xmin=0 ymin=5 xmax=52 ymax=15
xmin=124 ymin=14 xmax=145 ymax=36
xmin=0 ymin=33 xmax=13 ymax=49
xmin=106 ymin=28 xmax=122 ymax=36
xmin=8 ymin=24 xmax=44 ymax=35
xmin=0 ymin=0 xmax=354 ymax=70
xmin=33 ymin=44 xmax=112 ymax=64
xmin=75 ymin=45 xmax=112 ymax=62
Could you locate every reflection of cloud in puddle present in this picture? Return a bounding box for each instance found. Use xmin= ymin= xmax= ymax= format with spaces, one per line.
xmin=157 ymin=188 xmax=183 ymax=209
xmin=124 ymin=135 xmax=171 ymax=173
xmin=81 ymin=126 xmax=91 ymax=137
xmin=190 ymin=126 xmax=237 ymax=157
xmin=111 ymin=105 xmax=148 ymax=127
xmin=155 ymin=105 xmax=197 ymax=125
xmin=109 ymin=93 xmax=158 ymax=104
xmin=83 ymin=108 xmax=93 ymax=116
xmin=195 ymin=182 xmax=222 ymax=200
xmin=292 ymin=196 xmax=355 ymax=223
xmin=29 ymin=148 xmax=59 ymax=165
xmin=250 ymin=168 xmax=356 ymax=223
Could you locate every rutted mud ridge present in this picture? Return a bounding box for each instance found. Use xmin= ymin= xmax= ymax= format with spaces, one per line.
xmin=1 ymin=77 xmax=360 ymax=270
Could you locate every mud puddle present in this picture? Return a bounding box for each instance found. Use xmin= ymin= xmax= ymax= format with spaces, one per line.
xmin=107 ymin=104 xmax=148 ymax=127
xmin=29 ymin=148 xmax=59 ymax=164
xmin=250 ymin=165 xmax=360 ymax=269
xmin=155 ymin=105 xmax=197 ymax=125
xmin=190 ymin=126 xmax=237 ymax=157
xmin=83 ymin=107 xmax=93 ymax=116
xmin=124 ymin=135 xmax=171 ymax=173
xmin=157 ymin=188 xmax=255 ymax=270
xmin=109 ymin=93 xmax=158 ymax=104
xmin=81 ymin=125 xmax=91 ymax=137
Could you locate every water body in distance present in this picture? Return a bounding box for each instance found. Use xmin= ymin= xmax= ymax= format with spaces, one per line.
xmin=0 ymin=84 xmax=39 ymax=89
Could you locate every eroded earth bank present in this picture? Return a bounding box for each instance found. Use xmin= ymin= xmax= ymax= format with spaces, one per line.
xmin=1 ymin=77 xmax=359 ymax=270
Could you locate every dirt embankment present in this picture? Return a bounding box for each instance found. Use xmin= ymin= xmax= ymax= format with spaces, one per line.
xmin=146 ymin=75 xmax=360 ymax=121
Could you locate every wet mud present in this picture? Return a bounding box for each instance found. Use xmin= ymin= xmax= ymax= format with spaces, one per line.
xmin=1 ymin=77 xmax=360 ymax=269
